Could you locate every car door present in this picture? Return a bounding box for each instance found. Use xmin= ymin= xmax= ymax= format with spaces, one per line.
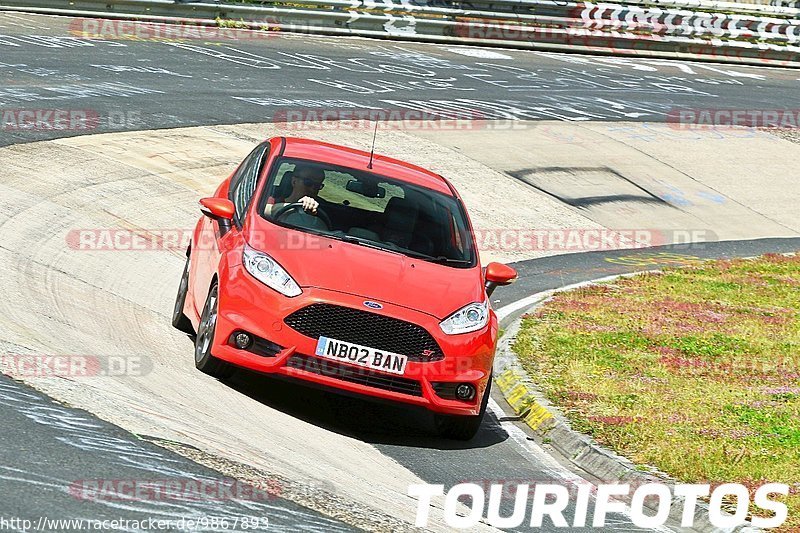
xmin=190 ymin=141 xmax=271 ymax=314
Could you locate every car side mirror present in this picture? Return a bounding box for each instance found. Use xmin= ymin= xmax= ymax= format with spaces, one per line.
xmin=484 ymin=262 xmax=517 ymax=297
xmin=200 ymin=197 xmax=235 ymax=236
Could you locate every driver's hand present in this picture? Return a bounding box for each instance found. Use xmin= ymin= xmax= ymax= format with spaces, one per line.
xmin=299 ymin=196 xmax=319 ymax=214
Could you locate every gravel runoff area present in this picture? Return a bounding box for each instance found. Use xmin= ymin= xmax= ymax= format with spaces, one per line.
xmin=767 ymin=127 xmax=800 ymax=145
xmin=512 ymin=253 xmax=800 ymax=530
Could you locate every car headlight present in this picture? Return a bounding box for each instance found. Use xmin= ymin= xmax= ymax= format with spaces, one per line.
xmin=243 ymin=244 xmax=302 ymax=297
xmin=440 ymin=301 xmax=489 ymax=335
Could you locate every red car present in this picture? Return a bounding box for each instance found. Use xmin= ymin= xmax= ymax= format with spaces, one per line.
xmin=172 ymin=137 xmax=517 ymax=439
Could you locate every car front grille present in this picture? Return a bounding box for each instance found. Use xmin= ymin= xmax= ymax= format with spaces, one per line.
xmin=286 ymin=354 xmax=423 ymax=397
xmin=284 ymin=303 xmax=444 ymax=362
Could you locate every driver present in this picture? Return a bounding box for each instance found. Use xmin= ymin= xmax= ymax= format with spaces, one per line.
xmin=265 ymin=165 xmax=325 ymax=216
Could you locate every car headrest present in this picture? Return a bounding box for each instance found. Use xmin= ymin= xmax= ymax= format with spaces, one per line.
xmin=385 ymin=197 xmax=419 ymax=229
xmin=273 ymin=171 xmax=295 ymax=201
xmin=382 ymin=197 xmax=419 ymax=248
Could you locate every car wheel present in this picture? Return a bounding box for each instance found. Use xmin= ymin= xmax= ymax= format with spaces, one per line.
xmin=434 ymin=376 xmax=491 ymax=441
xmin=194 ymin=282 xmax=235 ymax=380
xmin=172 ymin=254 xmax=195 ymax=335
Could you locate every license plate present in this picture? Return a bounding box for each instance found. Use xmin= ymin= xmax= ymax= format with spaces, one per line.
xmin=314 ymin=336 xmax=408 ymax=375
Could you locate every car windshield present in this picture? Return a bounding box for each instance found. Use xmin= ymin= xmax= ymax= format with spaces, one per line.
xmin=259 ymin=157 xmax=476 ymax=267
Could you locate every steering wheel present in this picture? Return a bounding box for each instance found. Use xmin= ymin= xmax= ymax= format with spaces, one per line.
xmin=273 ymin=202 xmax=332 ymax=230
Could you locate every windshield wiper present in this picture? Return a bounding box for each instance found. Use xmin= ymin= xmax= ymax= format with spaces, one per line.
xmin=339 ymin=235 xmax=393 ymax=252
xmin=340 ymin=235 xmax=471 ymax=265
xmin=399 ymin=249 xmax=472 ymax=265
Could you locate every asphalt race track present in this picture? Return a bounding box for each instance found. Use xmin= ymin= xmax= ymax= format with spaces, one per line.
xmin=0 ymin=376 xmax=357 ymax=532
xmin=2 ymin=12 xmax=800 ymax=149
xmin=2 ymin=10 xmax=800 ymax=532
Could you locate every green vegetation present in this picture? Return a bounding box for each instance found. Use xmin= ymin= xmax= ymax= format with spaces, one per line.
xmin=513 ymin=253 xmax=800 ymax=528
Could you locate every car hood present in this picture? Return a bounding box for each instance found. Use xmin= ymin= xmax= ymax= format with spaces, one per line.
xmin=246 ymin=225 xmax=483 ymax=320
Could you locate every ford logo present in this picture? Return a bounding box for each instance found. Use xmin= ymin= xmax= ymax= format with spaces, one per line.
xmin=363 ymin=301 xmax=383 ymax=310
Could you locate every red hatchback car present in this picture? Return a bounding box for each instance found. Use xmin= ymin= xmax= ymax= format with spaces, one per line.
xmin=172 ymin=137 xmax=517 ymax=439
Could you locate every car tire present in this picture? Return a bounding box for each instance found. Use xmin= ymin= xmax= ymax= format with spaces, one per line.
xmin=194 ymin=282 xmax=235 ymax=380
xmin=434 ymin=376 xmax=491 ymax=441
xmin=172 ymin=255 xmax=195 ymax=335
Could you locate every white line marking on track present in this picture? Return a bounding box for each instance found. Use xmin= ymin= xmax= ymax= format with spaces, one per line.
xmin=442 ymin=47 xmax=513 ymax=59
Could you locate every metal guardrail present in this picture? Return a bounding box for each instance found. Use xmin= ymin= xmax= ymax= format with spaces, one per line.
xmin=2 ymin=0 xmax=800 ymax=66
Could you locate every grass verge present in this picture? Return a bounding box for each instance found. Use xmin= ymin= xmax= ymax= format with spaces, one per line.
xmin=513 ymin=253 xmax=800 ymax=529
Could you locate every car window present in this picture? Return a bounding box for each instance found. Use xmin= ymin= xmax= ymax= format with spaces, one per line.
xmin=317 ymin=170 xmax=405 ymax=212
xmin=260 ymin=157 xmax=476 ymax=267
xmin=229 ymin=142 xmax=270 ymax=226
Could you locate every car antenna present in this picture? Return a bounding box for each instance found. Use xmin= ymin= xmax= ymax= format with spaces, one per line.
xmin=367 ymin=119 xmax=378 ymax=169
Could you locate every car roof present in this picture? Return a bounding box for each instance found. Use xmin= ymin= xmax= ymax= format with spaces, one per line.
xmin=279 ymin=137 xmax=455 ymax=196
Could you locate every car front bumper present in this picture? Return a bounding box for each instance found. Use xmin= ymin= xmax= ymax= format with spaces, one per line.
xmin=209 ymin=265 xmax=497 ymax=416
